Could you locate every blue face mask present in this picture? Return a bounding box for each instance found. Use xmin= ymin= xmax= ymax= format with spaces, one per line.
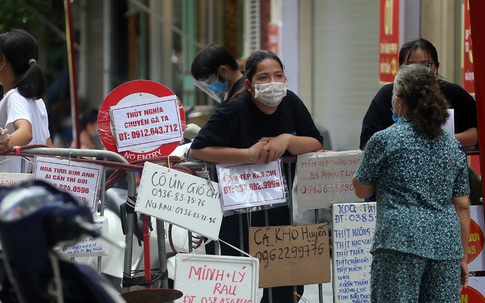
xmin=391 ymin=108 xmax=399 ymax=123
xmin=207 ymin=80 xmax=228 ymax=97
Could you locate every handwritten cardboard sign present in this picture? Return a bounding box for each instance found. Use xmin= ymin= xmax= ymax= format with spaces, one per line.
xmin=135 ymin=162 xmax=223 ymax=239
xmin=296 ymin=151 xmax=363 ymax=210
xmin=110 ymin=95 xmax=183 ymax=152
xmin=249 ymin=223 xmax=330 ymax=288
xmin=216 ymin=160 xmax=286 ymax=211
xmin=174 ymin=253 xmax=259 ymax=303
xmin=332 ymin=202 xmax=483 ymax=303
xmin=59 ymin=215 xmax=109 ymax=257
xmin=34 ymin=157 xmax=102 ymax=213
xmin=332 ymin=203 xmax=375 ymax=303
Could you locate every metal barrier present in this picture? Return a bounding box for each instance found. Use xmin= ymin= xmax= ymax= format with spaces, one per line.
xmin=1 ymin=147 xmax=329 ymax=302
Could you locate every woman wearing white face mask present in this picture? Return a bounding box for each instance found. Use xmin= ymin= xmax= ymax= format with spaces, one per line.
xmin=190 ymin=50 xmax=322 ymax=164
xmin=189 ymin=50 xmax=322 ymax=303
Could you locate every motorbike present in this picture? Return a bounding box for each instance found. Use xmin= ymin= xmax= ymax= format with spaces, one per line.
xmin=0 ymin=179 xmax=127 ymax=302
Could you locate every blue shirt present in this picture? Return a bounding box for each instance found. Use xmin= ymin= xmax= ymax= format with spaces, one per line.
xmin=355 ymin=119 xmax=469 ymax=260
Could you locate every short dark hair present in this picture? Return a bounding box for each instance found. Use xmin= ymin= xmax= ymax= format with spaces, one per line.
xmin=398 ymin=38 xmax=440 ymax=69
xmin=191 ymin=44 xmax=239 ymax=81
xmin=80 ymin=108 xmax=99 ymax=130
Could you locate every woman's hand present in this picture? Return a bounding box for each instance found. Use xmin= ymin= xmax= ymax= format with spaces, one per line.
xmin=259 ymin=134 xmax=290 ymax=163
xmin=460 ymin=258 xmax=469 ymax=290
xmin=0 ymin=128 xmax=13 ymax=153
xmin=249 ymin=139 xmax=270 ymax=164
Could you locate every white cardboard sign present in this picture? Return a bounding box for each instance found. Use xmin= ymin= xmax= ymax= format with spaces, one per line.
xmin=216 ymin=160 xmax=286 ymax=211
xmin=109 ymin=95 xmax=183 ymax=152
xmin=332 ymin=202 xmax=376 ymax=303
xmin=34 ymin=157 xmax=102 ymax=213
xmin=174 ymin=253 xmax=259 ymax=303
xmin=135 ymin=162 xmax=223 ymax=239
xmin=443 ymin=109 xmax=455 ymax=135
xmin=59 ymin=215 xmax=109 ymax=257
xmin=296 ymin=151 xmax=363 ymax=210
xmin=0 ymin=173 xmax=33 ymax=186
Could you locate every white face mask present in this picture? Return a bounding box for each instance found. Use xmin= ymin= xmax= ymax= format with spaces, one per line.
xmin=252 ymin=81 xmax=287 ymax=107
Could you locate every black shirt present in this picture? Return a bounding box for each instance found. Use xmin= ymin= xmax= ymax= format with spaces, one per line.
xmin=192 ymin=89 xmax=323 ymax=153
xmin=359 ymin=81 xmax=478 ymax=149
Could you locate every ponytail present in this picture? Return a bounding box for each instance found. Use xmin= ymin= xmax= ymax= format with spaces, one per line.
xmin=0 ymin=29 xmax=45 ymax=99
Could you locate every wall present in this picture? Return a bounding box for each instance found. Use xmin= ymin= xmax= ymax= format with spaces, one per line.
xmin=311 ymin=0 xmax=381 ymax=151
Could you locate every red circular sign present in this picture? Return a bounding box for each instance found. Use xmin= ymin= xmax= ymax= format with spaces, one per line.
xmin=461 ymin=285 xmax=485 ymax=302
xmin=467 ymin=218 xmax=484 ymax=263
xmin=98 ymin=80 xmax=186 ymax=162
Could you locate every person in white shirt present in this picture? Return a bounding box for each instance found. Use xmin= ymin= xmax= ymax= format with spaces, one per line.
xmin=0 ymin=28 xmax=52 ymax=173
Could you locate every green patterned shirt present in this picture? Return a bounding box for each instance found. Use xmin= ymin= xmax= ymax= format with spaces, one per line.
xmin=355 ymin=118 xmax=469 ymax=260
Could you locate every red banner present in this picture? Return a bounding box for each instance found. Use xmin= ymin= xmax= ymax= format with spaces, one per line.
xmin=267 ymin=23 xmax=280 ymax=56
xmin=378 ymin=0 xmax=400 ymax=83
xmin=469 ymin=0 xmax=485 ymax=205
xmin=462 ymin=0 xmax=475 ymax=93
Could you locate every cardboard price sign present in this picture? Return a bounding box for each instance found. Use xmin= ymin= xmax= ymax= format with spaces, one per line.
xmin=110 ymin=96 xmax=183 ymax=152
xmin=135 ymin=162 xmax=223 ymax=240
xmin=216 ymin=160 xmax=286 ymax=211
xmin=34 ymin=157 xmax=102 ymax=213
xmin=98 ymin=80 xmax=186 ymax=162
xmin=332 ymin=203 xmax=376 ymax=303
xmin=174 ymin=254 xmax=259 ymax=303
xmin=59 ymin=216 xmax=109 ymax=257
xmin=0 ymin=173 xmax=33 ymax=186
xmin=297 ymin=151 xmax=363 ymax=210
xmin=249 ymin=223 xmax=330 ymax=288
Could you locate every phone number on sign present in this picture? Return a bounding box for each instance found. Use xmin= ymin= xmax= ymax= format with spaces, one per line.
xmin=151 ymin=189 xmax=206 ymax=207
xmin=118 ymin=124 xmax=179 ymax=141
xmin=57 ymin=184 xmax=90 ymax=194
xmin=254 ymin=243 xmax=326 ymax=268
xmin=196 ymin=297 xmax=252 ymax=303
xmin=232 ymin=180 xmax=281 ymax=193
xmin=49 ymin=183 xmax=88 ymax=203
xmin=300 ymin=183 xmax=354 ymax=195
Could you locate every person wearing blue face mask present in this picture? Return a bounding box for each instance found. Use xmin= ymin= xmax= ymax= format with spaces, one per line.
xmin=359 ymin=38 xmax=477 ymax=150
xmin=353 ymin=64 xmax=470 ymax=303
xmin=191 ymin=44 xmax=245 ymax=103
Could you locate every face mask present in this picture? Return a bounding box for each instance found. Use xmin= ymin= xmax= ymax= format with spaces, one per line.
xmin=207 ymin=80 xmax=227 ymax=96
xmin=0 ymin=64 xmax=5 ymax=72
xmin=193 ymin=72 xmax=228 ymax=103
xmin=193 ymin=80 xmax=224 ymax=102
xmin=391 ymin=93 xmax=400 ymax=122
xmin=391 ymin=108 xmax=399 ymax=123
xmin=253 ymin=82 xmax=287 ymax=107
